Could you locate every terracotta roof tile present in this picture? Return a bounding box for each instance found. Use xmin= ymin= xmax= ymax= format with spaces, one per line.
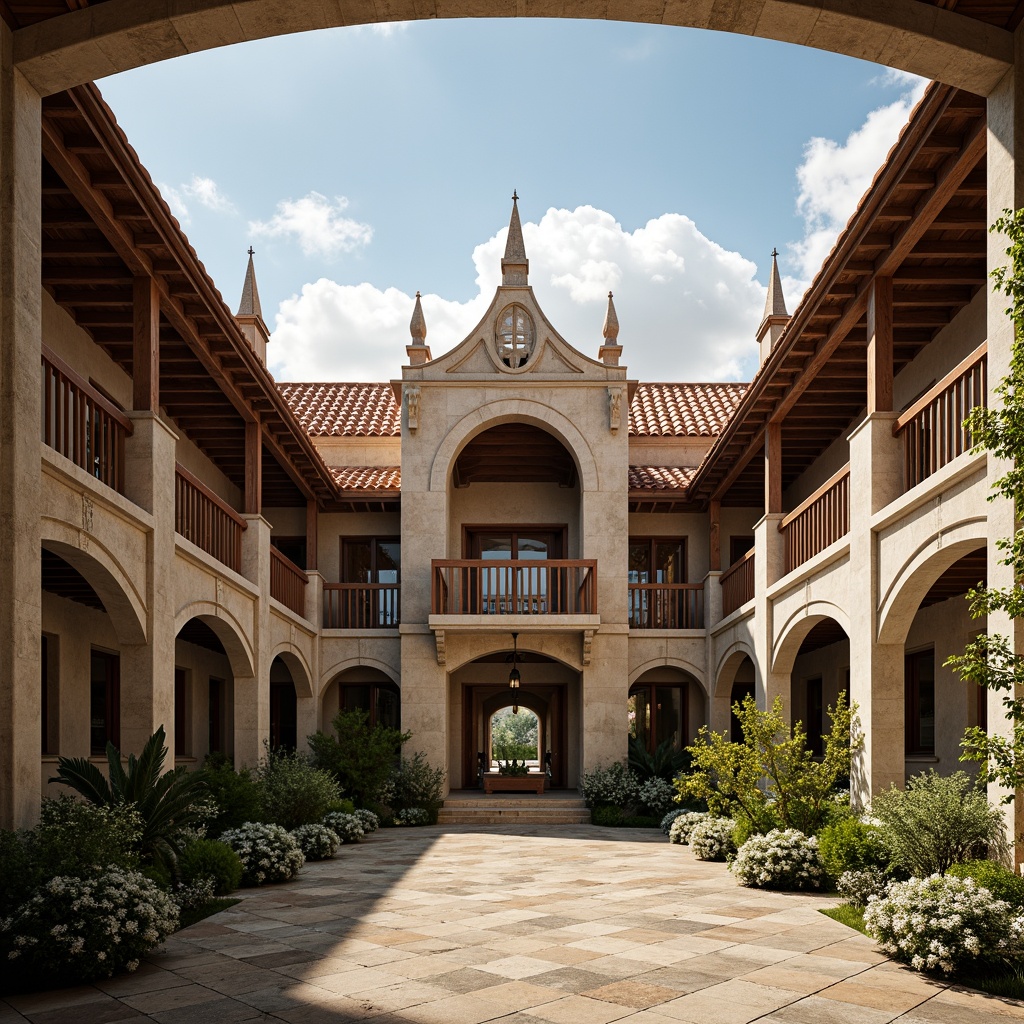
xmin=330 ymin=466 xmax=401 ymax=491
xmin=629 ymin=383 xmax=747 ymax=437
xmin=628 ymin=466 xmax=697 ymax=491
xmin=277 ymin=383 xmax=401 ymax=436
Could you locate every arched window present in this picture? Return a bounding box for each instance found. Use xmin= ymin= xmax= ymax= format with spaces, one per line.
xmin=628 ymin=682 xmax=687 ymax=752
xmin=340 ymin=679 xmax=401 ymax=731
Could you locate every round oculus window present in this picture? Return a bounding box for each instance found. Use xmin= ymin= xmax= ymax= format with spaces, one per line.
xmin=495 ymin=304 xmax=535 ymax=368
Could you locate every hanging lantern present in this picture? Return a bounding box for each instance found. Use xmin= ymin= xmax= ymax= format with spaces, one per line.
xmin=509 ymin=632 xmax=520 ymax=713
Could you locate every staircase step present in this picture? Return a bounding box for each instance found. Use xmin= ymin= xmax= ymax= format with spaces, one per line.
xmin=438 ymin=793 xmax=591 ymax=825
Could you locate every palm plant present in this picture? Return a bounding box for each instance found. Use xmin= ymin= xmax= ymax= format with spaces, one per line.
xmin=50 ymin=726 xmax=208 ymax=875
xmin=628 ymin=735 xmax=690 ymax=782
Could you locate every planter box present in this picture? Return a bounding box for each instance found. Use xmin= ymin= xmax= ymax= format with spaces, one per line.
xmin=483 ymin=773 xmax=547 ymax=794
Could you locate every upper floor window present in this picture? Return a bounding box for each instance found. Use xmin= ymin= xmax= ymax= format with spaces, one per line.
xmin=342 ymin=537 xmax=400 ymax=584
xmin=496 ymin=304 xmax=535 ymax=368
xmin=628 ymin=538 xmax=686 ymax=584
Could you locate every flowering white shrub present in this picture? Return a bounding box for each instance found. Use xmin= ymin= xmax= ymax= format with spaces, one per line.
xmin=838 ymin=868 xmax=891 ymax=907
xmin=638 ymin=777 xmax=676 ymax=816
xmin=353 ymin=809 xmax=380 ymax=834
xmin=689 ymin=817 xmax=736 ymax=861
xmin=864 ymin=873 xmax=1024 ymax=975
xmin=0 ymin=869 xmax=178 ymax=985
xmin=579 ymin=762 xmax=640 ymax=808
xmin=219 ymin=823 xmax=304 ymax=885
xmin=669 ymin=811 xmax=709 ymax=845
xmin=322 ymin=812 xmax=365 ymax=844
xmin=291 ymin=824 xmax=340 ymax=861
xmin=394 ymin=807 xmax=430 ymax=826
xmin=731 ymin=829 xmax=825 ymax=890
xmin=172 ymin=877 xmax=216 ymax=913
xmin=661 ymin=809 xmax=689 ymax=835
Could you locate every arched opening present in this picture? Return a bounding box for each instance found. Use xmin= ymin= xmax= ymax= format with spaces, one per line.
xmin=450 ymin=649 xmax=579 ymax=790
xmin=269 ymin=655 xmax=299 ymax=752
xmin=787 ymin=617 xmax=851 ymax=757
xmin=730 ymin=675 xmax=756 ymax=744
xmin=322 ymin=666 xmax=401 ymax=733
xmin=897 ymin=546 xmax=988 ymax=776
xmin=713 ymin=649 xmax=756 ymax=741
xmin=488 ymin=706 xmax=541 ymax=769
xmin=628 ymin=668 xmax=704 ymax=753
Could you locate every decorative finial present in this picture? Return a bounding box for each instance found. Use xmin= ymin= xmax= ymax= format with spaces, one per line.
xmin=771 ymin=247 xmax=778 ymax=259
xmin=409 ymin=290 xmax=427 ymax=342
xmin=603 ymin=291 xmax=619 ymax=343
xmin=247 ymin=246 xmax=255 ymax=258
xmin=512 ymin=189 xmax=518 ymax=202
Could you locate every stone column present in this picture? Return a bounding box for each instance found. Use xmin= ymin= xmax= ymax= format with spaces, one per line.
xmin=0 ymin=27 xmax=42 ymax=827
xmin=236 ymin=514 xmax=270 ymax=766
xmin=754 ymin=512 xmax=786 ymax=714
xmin=987 ymin=40 xmax=1024 ymax=855
xmin=121 ymin=413 xmax=177 ymax=758
xmin=847 ymin=412 xmax=904 ymax=808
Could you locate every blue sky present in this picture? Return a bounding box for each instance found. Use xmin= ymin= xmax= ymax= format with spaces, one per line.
xmin=99 ymin=19 xmax=924 ymax=384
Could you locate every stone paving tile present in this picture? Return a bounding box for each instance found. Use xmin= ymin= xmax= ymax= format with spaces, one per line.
xmin=4 ymin=826 xmax=1024 ymax=1024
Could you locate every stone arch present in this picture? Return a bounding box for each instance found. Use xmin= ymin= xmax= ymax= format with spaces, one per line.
xmin=174 ymin=601 xmax=255 ymax=679
xmin=773 ymin=602 xmax=852 ymax=677
xmin=18 ymin=3 xmax=1010 ymax=98
xmin=877 ymin=519 xmax=989 ymax=645
xmin=444 ymin=637 xmax=580 ymax=676
xmin=714 ymin=641 xmax=758 ymax=698
xmin=429 ymin=400 xmax=599 ymax=494
xmin=268 ymin=645 xmax=313 ymax=699
xmin=629 ymin=656 xmax=707 ymax=697
xmin=319 ymin=656 xmax=399 ymax=692
xmin=40 ymin=530 xmax=146 ymax=645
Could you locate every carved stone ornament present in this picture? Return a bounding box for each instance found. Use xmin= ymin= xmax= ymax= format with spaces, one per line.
xmin=582 ymin=629 xmax=594 ymax=666
xmin=608 ymin=387 xmax=623 ymax=433
xmin=81 ymin=495 xmax=94 ymax=532
xmin=405 ymin=385 xmax=421 ymax=432
xmin=435 ymin=629 xmax=446 ymax=665
xmin=495 ymin=304 xmax=535 ymax=369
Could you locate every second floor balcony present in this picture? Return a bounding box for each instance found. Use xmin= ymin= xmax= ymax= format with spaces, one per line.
xmin=432 ymin=559 xmax=597 ymax=616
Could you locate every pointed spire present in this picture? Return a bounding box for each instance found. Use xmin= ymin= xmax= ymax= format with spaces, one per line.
xmin=598 ymin=291 xmax=623 ymax=367
xmin=762 ymin=248 xmax=788 ymax=322
xmin=602 ymin=291 xmax=619 ymax=343
xmin=410 ymin=291 xmax=427 ymax=342
xmin=757 ymin=248 xmax=791 ymax=363
xmin=237 ymin=246 xmax=263 ymax=319
xmin=406 ymin=290 xmax=432 ymax=365
xmin=501 ymin=191 xmax=529 ymax=286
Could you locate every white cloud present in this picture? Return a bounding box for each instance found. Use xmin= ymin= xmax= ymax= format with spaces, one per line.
xmin=786 ymin=77 xmax=928 ymax=291
xmin=159 ymin=183 xmax=190 ymax=225
xmin=250 ymin=192 xmax=373 ymax=259
xmin=268 ymin=205 xmax=766 ymax=383
xmin=183 ymin=175 xmax=236 ymax=214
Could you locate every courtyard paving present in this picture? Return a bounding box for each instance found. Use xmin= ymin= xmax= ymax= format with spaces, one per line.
xmin=3 ymin=824 xmax=1023 ymax=1024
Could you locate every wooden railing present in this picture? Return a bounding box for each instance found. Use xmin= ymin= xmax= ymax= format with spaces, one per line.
xmin=432 ymin=559 xmax=597 ymax=616
xmin=721 ymin=549 xmax=755 ymax=618
xmin=323 ymin=583 xmax=401 ymax=628
xmin=780 ymin=464 xmax=850 ymax=574
xmin=270 ymin=546 xmax=308 ymax=617
xmin=174 ymin=464 xmax=247 ymax=573
xmin=628 ymin=583 xmax=704 ymax=629
xmin=41 ymin=346 xmax=134 ymax=494
xmin=893 ymin=342 xmax=987 ymax=491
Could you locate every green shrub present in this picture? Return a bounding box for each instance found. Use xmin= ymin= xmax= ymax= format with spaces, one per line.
xmin=197 ymin=756 xmax=262 ymax=835
xmin=179 ymin=839 xmax=243 ymax=896
xmin=325 ymin=798 xmax=356 ymax=815
xmin=0 ymin=830 xmax=34 ymax=916
xmin=220 ymin=823 xmax=304 ymax=885
xmin=949 ymin=860 xmax=1024 ymax=910
xmin=48 ymin=726 xmax=206 ymax=875
xmin=678 ymin=692 xmax=858 ymax=835
xmin=592 ymin=805 xmax=623 ymax=826
xmin=871 ymin=771 xmax=1007 ymax=876
xmin=817 ymin=818 xmax=890 ymax=882
xmin=384 ymin=752 xmax=445 ymax=822
xmin=731 ymin=807 xmax=782 ymax=849
xmin=255 ymin=746 xmax=342 ymax=830
xmin=628 ymin=736 xmax=690 ymax=782
xmin=308 ymin=708 xmax=410 ymax=807
xmin=579 ymin=762 xmax=640 ymax=809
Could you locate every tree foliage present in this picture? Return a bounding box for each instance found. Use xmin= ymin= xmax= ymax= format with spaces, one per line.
xmin=950 ymin=208 xmax=1024 ymax=795
xmin=491 ymin=707 xmax=538 ymax=761
xmin=676 ymin=692 xmax=857 ymax=835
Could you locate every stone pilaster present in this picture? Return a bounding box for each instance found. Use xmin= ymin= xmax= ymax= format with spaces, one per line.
xmin=236 ymin=514 xmax=271 ymax=766
xmin=0 ymin=27 xmax=41 ymax=827
xmin=847 ymin=412 xmax=904 ymax=807
xmin=754 ymin=512 xmax=786 ymax=714
xmin=121 ymin=413 xmax=177 ymax=757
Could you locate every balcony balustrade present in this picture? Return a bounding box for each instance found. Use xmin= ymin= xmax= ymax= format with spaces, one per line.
xmin=432 ymin=559 xmax=597 ymax=616
xmin=270 ymin=546 xmax=308 ymax=617
xmin=627 ymin=583 xmax=704 ymax=629
xmin=323 ymin=583 xmax=401 ymax=629
xmin=174 ymin=464 xmax=246 ymax=574
xmin=41 ymin=346 xmax=133 ymax=495
xmin=893 ymin=342 xmax=987 ymax=492
xmin=721 ymin=549 xmax=755 ymax=618
xmin=780 ymin=464 xmax=851 ymax=574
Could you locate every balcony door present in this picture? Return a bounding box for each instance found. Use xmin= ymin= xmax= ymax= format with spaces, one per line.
xmin=464 ymin=526 xmax=565 ymax=614
xmin=628 ymin=538 xmax=686 ymax=628
xmin=341 ymin=537 xmax=400 ymax=627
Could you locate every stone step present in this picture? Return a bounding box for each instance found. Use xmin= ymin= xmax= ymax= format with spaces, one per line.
xmin=442 ymin=798 xmax=587 ymax=810
xmin=437 ymin=810 xmax=592 ymax=825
